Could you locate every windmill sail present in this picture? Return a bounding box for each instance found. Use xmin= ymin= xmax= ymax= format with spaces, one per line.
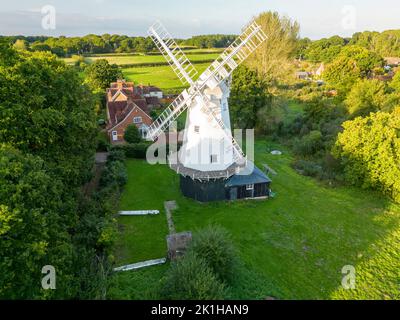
xmin=148 ymin=21 xmax=198 ymax=85
xmin=198 ymin=21 xmax=267 ymax=89
xmin=146 ymin=89 xmax=192 ymax=140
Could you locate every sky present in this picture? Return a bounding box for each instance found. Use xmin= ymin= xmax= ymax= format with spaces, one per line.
xmin=0 ymin=0 xmax=399 ymax=39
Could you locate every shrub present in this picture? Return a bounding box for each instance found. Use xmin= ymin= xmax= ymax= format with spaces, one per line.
xmin=125 ymin=142 xmax=150 ymax=159
xmin=293 ymin=130 xmax=323 ymax=156
xmin=162 ymin=252 xmax=226 ymax=300
xmin=292 ymin=159 xmax=323 ymax=177
xmin=124 ymin=125 xmax=142 ymax=144
xmin=100 ymin=160 xmax=127 ymax=188
xmin=96 ymin=132 xmax=110 ymax=152
xmin=108 ymin=149 xmax=126 ymax=162
xmin=188 ymin=226 xmax=236 ymax=283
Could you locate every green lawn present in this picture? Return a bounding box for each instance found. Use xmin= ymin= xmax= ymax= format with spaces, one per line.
xmin=121 ymin=62 xmax=211 ymax=93
xmin=109 ymin=139 xmax=400 ymax=300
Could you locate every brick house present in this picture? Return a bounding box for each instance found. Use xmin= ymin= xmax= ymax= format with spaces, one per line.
xmin=106 ymin=80 xmax=155 ymax=144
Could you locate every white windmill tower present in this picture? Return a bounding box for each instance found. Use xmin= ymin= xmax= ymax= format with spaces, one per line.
xmin=146 ymin=20 xmax=271 ymax=201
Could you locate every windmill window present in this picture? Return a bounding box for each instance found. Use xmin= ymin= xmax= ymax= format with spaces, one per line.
xmin=194 ymin=126 xmax=200 ymax=133
xmin=210 ymin=154 xmax=218 ymax=163
xmin=246 ymin=184 xmax=254 ymax=190
xmin=133 ymin=116 xmax=142 ymax=124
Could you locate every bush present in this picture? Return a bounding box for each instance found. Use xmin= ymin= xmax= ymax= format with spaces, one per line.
xmin=124 ymin=125 xmax=142 ymax=144
xmin=292 ymin=159 xmax=323 ymax=177
xmin=108 ymin=149 xmax=126 ymax=162
xmin=162 ymin=252 xmax=226 ymax=300
xmin=96 ymin=132 xmax=110 ymax=152
xmin=188 ymin=226 xmax=236 ymax=283
xmin=100 ymin=160 xmax=127 ymax=188
xmin=293 ymin=130 xmax=323 ymax=156
xmin=125 ymin=142 xmax=150 ymax=159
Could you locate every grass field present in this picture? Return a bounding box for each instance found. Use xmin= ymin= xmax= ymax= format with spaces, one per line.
xmin=63 ymin=50 xmax=220 ymax=93
xmin=109 ymin=139 xmax=400 ymax=300
xmin=121 ymin=62 xmax=211 ymax=93
xmin=85 ymin=53 xmax=220 ymax=66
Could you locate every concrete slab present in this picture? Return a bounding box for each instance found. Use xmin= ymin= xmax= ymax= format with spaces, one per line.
xmin=113 ymin=258 xmax=167 ymax=272
xmin=119 ymin=210 xmax=159 ymax=216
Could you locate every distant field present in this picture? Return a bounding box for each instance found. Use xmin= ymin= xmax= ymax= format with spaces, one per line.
xmin=122 ymin=62 xmax=211 ymax=93
xmin=85 ymin=53 xmax=219 ymax=66
xmin=62 ymin=49 xmax=222 ymax=66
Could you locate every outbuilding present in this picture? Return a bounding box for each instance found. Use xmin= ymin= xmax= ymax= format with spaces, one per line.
xmin=180 ymin=161 xmax=272 ymax=202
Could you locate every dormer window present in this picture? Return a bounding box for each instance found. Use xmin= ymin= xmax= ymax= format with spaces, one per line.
xmin=210 ymin=154 xmax=218 ymax=163
xmin=194 ymin=126 xmax=200 ymax=133
xmin=133 ymin=116 xmax=142 ymax=124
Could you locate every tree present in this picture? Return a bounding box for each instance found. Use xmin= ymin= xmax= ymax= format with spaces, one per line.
xmin=345 ymin=79 xmax=386 ymax=116
xmin=0 ymin=144 xmax=71 ymax=299
xmin=305 ymin=36 xmax=346 ymax=63
xmin=390 ymin=72 xmax=400 ymax=93
xmin=323 ymin=45 xmax=384 ymax=95
xmin=84 ymin=59 xmax=122 ymax=91
xmin=293 ymin=130 xmax=324 ymax=156
xmin=245 ymin=11 xmax=300 ymax=83
xmin=229 ymin=66 xmax=270 ymax=129
xmin=0 ymin=50 xmax=97 ymax=186
xmin=13 ymin=39 xmax=28 ymax=51
xmin=333 ymin=107 xmax=400 ymax=203
xmin=124 ymin=124 xmax=142 ymax=143
xmin=0 ymin=43 xmax=106 ymax=299
xmin=31 ymin=43 xmax=51 ymax=52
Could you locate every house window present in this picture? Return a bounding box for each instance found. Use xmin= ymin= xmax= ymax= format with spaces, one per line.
xmin=194 ymin=126 xmax=200 ymax=133
xmin=139 ymin=126 xmax=148 ymax=138
xmin=112 ymin=131 xmax=118 ymax=141
xmin=246 ymin=184 xmax=254 ymax=190
xmin=133 ymin=116 xmax=142 ymax=124
xmin=210 ymin=154 xmax=218 ymax=163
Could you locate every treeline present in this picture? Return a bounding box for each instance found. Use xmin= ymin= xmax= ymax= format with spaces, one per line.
xmin=7 ymin=34 xmax=156 ymax=57
xmin=3 ymin=33 xmax=237 ymax=57
xmin=178 ymin=34 xmax=237 ymax=48
xmin=0 ymin=39 xmax=121 ymax=298
xmin=298 ymin=29 xmax=400 ymax=62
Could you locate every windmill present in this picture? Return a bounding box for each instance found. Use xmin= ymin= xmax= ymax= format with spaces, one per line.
xmin=146 ymin=20 xmax=272 ymax=202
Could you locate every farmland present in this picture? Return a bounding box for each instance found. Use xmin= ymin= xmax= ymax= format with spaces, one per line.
xmin=122 ymin=62 xmax=211 ymax=93
xmin=85 ymin=52 xmax=220 ymax=66
xmin=64 ymin=50 xmax=222 ymax=93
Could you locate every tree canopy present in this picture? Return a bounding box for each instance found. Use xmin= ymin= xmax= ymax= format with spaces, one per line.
xmin=229 ymin=66 xmax=270 ymax=129
xmin=345 ymin=79 xmax=387 ymax=117
xmin=323 ymin=46 xmax=384 ymax=94
xmin=333 ymin=107 xmax=400 ymax=203
xmin=84 ymin=59 xmax=122 ymax=91
xmin=245 ymin=11 xmax=300 ymax=83
xmin=0 ymin=39 xmax=106 ymax=298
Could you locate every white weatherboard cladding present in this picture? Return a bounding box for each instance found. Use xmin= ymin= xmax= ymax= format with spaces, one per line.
xmin=178 ymin=81 xmax=234 ymax=172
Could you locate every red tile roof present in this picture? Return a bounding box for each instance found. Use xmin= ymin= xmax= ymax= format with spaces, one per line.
xmin=106 ymin=80 xmax=162 ymax=129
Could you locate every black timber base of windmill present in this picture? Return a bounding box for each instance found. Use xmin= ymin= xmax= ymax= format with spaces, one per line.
xmin=179 ymin=161 xmax=272 ymax=203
